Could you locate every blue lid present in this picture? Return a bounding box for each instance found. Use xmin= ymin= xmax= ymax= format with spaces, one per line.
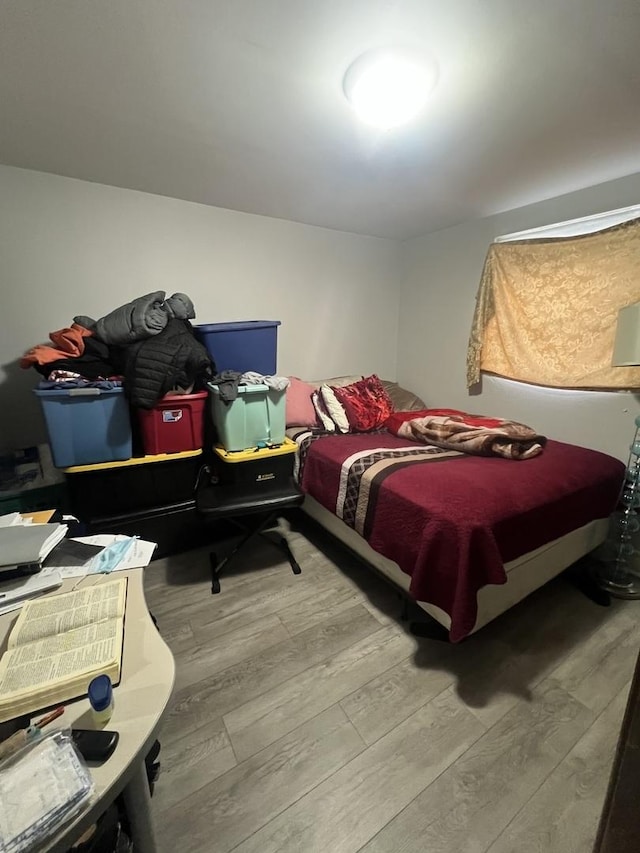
xmin=33 ymin=387 xmax=124 ymax=397
xmin=88 ymin=674 xmax=113 ymax=712
xmin=195 ymin=321 xmax=280 ymax=333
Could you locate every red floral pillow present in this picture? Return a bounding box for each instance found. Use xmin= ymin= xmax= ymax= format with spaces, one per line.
xmin=321 ymin=375 xmax=394 ymax=432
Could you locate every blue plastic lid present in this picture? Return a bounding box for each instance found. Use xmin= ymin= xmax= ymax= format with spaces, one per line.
xmin=33 ymin=387 xmax=124 ymax=397
xmin=195 ymin=321 xmax=280 ymax=333
xmin=88 ymin=674 xmax=113 ymax=712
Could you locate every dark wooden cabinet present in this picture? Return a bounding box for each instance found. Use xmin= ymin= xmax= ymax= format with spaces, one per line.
xmin=593 ymin=645 xmax=640 ymax=852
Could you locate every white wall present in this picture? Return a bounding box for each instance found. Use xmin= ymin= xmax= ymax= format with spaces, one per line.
xmin=398 ymin=173 xmax=640 ymax=462
xmin=0 ymin=166 xmax=400 ymax=450
xmin=4 ymin=164 xmax=639 ymax=461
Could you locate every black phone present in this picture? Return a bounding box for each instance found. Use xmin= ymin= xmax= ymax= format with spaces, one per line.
xmin=72 ymin=729 xmax=119 ymax=762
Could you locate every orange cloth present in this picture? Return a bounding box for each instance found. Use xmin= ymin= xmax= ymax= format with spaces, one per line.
xmin=20 ymin=323 xmax=93 ymax=368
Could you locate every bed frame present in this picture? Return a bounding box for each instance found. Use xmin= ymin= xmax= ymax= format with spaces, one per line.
xmin=303 ymin=494 xmax=608 ymax=636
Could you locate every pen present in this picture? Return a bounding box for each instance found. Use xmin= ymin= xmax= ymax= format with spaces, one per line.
xmin=33 ymin=707 xmax=65 ymax=729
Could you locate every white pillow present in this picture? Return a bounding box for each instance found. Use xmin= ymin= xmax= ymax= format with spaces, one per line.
xmin=311 ymin=390 xmax=336 ymax=432
xmin=319 ymin=385 xmax=350 ymax=433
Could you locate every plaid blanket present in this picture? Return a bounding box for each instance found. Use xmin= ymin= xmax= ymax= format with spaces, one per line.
xmin=386 ymin=408 xmax=546 ymax=460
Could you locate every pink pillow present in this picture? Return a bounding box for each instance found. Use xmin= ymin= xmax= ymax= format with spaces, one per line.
xmin=285 ymin=377 xmax=318 ymax=427
xmin=322 ymin=375 xmax=393 ymax=432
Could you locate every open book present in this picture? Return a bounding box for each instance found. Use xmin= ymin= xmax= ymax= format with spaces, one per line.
xmin=0 ymin=576 xmax=127 ymax=723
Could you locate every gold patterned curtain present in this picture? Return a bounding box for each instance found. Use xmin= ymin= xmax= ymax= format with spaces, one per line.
xmin=467 ymin=217 xmax=640 ymax=389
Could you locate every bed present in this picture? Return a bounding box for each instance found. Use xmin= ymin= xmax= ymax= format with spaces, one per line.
xmin=286 ymin=375 xmax=624 ymax=642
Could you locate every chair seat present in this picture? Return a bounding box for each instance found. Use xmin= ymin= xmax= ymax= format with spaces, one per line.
xmin=196 ymin=479 xmax=304 ymax=520
xmin=196 ymin=477 xmax=305 ymax=594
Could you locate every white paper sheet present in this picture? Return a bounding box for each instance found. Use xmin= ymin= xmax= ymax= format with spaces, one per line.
xmin=0 ymin=512 xmax=36 ymax=528
xmin=35 ymin=535 xmax=157 ymax=580
xmin=0 ymin=572 xmax=63 ymax=615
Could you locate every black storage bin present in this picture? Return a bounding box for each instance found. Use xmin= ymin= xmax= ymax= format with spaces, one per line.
xmin=65 ymin=452 xmax=204 ymax=519
xmin=86 ymin=501 xmax=212 ymax=558
xmin=208 ymin=441 xmax=296 ymax=494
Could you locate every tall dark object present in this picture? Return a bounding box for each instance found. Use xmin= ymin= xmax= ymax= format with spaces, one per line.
xmin=593 ymin=645 xmax=640 ymax=851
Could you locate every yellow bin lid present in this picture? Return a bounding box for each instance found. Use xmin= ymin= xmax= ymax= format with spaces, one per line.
xmin=213 ymin=438 xmax=297 ymax=463
xmin=63 ymin=448 xmax=203 ymax=474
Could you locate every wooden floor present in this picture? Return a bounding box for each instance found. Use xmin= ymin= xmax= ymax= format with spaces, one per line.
xmin=143 ymin=514 xmax=640 ymax=853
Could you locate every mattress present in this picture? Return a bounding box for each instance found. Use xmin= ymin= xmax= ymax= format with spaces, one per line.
xmin=303 ymin=495 xmax=608 ymax=635
xmin=291 ymin=430 xmax=624 ymax=641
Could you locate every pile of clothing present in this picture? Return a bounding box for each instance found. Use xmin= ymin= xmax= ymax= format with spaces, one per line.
xmin=211 ymin=370 xmax=290 ymax=403
xmin=21 ymin=291 xmax=215 ymax=408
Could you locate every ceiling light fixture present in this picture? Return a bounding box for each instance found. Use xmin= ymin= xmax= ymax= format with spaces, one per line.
xmin=343 ymin=48 xmax=437 ymax=130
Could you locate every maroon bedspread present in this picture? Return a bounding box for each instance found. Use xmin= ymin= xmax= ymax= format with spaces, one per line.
xmin=295 ymin=432 xmax=624 ymax=642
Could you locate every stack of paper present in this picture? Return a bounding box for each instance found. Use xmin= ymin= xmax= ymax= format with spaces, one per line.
xmin=0 ymin=524 xmax=67 ymax=573
xmin=0 ymin=571 xmax=63 ymax=617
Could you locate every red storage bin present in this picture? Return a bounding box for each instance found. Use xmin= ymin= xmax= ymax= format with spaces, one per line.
xmin=138 ymin=392 xmax=207 ymax=455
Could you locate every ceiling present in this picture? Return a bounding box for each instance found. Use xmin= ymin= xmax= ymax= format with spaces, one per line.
xmin=1 ymin=0 xmax=639 ymax=240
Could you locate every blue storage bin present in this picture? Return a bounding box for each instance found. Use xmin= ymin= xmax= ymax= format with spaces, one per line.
xmin=34 ymin=387 xmax=132 ymax=468
xmin=194 ymin=321 xmax=280 ymax=375
xmin=208 ymin=383 xmax=286 ymax=452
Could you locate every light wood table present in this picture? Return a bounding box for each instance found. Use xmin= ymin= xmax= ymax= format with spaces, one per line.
xmin=0 ymin=569 xmax=175 ymax=853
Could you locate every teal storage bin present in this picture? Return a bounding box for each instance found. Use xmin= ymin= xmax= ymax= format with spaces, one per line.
xmin=34 ymin=387 xmax=133 ymax=468
xmin=195 ymin=321 xmax=280 ymax=374
xmin=208 ymin=383 xmax=286 ymax=452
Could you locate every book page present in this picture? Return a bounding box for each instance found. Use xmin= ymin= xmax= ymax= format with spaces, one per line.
xmin=8 ymin=576 xmax=126 ymax=648
xmin=0 ymin=618 xmax=122 ymax=702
